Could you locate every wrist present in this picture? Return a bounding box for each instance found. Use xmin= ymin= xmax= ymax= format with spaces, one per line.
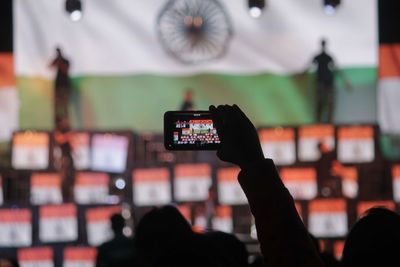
xmin=239 ymin=157 xmax=268 ymax=170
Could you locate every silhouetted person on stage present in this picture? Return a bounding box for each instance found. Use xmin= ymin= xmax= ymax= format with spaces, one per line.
xmin=54 ymin=116 xmax=74 ymax=201
xmin=49 ymin=47 xmax=71 ymax=123
xmin=180 ymin=89 xmax=194 ymax=111
xmin=313 ymin=39 xmax=335 ymax=123
xmin=305 ymin=39 xmax=353 ymax=123
xmin=178 ymin=89 xmax=197 ymax=162
xmin=315 ymin=141 xmax=341 ymax=197
xmin=96 ymin=214 xmax=136 ymax=267
xmin=309 ymin=39 xmax=335 ymax=123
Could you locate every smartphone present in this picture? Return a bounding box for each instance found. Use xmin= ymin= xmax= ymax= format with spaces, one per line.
xmin=164 ymin=111 xmax=221 ymax=150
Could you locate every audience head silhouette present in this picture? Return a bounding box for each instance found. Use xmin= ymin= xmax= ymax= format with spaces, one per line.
xmin=134 ymin=205 xmax=249 ymax=267
xmin=342 ymin=207 xmax=400 ymax=267
xmin=110 ymin=213 xmax=125 ymax=235
xmin=135 ymin=205 xmax=194 ymax=266
xmin=95 ymin=213 xmax=136 ymax=267
xmin=203 ymin=231 xmax=249 ymax=267
xmin=319 ymin=252 xmax=341 ymax=267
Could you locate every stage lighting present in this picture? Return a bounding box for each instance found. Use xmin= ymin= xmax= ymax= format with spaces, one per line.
xmin=248 ymin=0 xmax=265 ymax=18
xmin=115 ymin=177 xmax=126 ymax=190
xmin=66 ymin=0 xmax=82 ymax=22
xmin=323 ymin=0 xmax=340 ymax=15
xmin=123 ymin=226 xmax=133 ymax=237
xmin=122 ymin=209 xmax=131 ymax=219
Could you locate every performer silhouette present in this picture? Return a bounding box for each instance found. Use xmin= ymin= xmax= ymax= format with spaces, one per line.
xmin=305 ymin=39 xmax=352 ymax=123
xmin=54 ymin=116 xmax=74 ymax=201
xmin=316 ymin=141 xmax=342 ymax=197
xmin=49 ymin=47 xmax=71 ymax=124
xmin=311 ymin=39 xmax=335 ymax=123
xmin=180 ymin=89 xmax=194 ymax=111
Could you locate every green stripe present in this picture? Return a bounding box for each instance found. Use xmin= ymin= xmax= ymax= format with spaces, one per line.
xmin=17 ymin=67 xmax=376 ymax=132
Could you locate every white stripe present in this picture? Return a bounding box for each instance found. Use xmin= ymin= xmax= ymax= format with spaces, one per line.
xmin=15 ymin=0 xmax=377 ymax=77
xmin=64 ymin=261 xmax=94 ymax=267
xmin=378 ymin=78 xmax=400 ymax=134
xmin=0 ymin=88 xmax=19 ymax=142
xmin=20 ymin=261 xmax=54 ymax=267
xmin=308 ymin=212 xmax=348 ymax=237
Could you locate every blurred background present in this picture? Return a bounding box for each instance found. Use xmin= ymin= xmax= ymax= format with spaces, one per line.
xmin=0 ymin=0 xmax=399 ymax=266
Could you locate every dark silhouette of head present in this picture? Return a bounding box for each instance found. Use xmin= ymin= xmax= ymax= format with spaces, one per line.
xmin=342 ymin=207 xmax=400 ymax=267
xmin=207 ymin=184 xmax=217 ymax=200
xmin=56 ymin=46 xmax=62 ymax=56
xmin=184 ymin=89 xmax=193 ymax=101
xmin=153 ymin=237 xmax=219 ymax=267
xmin=321 ymin=39 xmax=327 ymax=51
xmin=249 ymin=255 xmax=265 ymax=267
xmin=135 ymin=205 xmax=194 ymax=266
xmin=317 ymin=141 xmax=330 ymax=154
xmin=202 ymin=231 xmax=249 ymax=267
xmin=55 ymin=116 xmax=70 ymax=131
xmin=320 ymin=252 xmax=341 ymax=267
xmin=110 ymin=213 xmax=125 ymax=235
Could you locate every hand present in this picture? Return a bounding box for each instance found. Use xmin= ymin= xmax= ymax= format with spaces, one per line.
xmin=209 ymin=104 xmax=264 ymax=169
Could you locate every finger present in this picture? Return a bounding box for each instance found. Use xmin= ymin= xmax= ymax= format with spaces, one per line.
xmin=215 ymin=105 xmax=235 ymax=141
xmin=216 ymin=105 xmax=229 ymax=123
xmin=213 ymin=105 xmax=226 ymax=141
xmin=233 ymin=104 xmax=250 ymax=123
xmin=221 ymin=104 xmax=235 ymax=125
xmin=232 ymin=104 xmax=243 ymax=115
xmin=233 ymin=105 xmax=257 ymax=132
xmin=220 ymin=105 xmax=235 ymax=131
xmin=209 ymin=105 xmax=219 ymax=124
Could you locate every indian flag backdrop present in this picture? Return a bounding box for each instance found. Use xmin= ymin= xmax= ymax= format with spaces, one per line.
xmin=15 ymin=0 xmax=377 ymax=132
xmin=0 ymin=0 xmax=18 ymax=142
xmin=378 ymin=1 xmax=400 ymax=134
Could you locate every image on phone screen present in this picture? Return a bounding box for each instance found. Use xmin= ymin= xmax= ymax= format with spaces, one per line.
xmin=164 ymin=111 xmax=221 ymax=150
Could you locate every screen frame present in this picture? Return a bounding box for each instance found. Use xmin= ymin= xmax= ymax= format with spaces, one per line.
xmin=164 ymin=111 xmax=221 ymax=150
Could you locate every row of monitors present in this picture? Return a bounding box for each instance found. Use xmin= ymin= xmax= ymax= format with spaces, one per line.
xmin=2 ymin=163 xmax=400 ymax=206
xmin=1 ymin=240 xmax=348 ymax=267
xmin=11 ymin=131 xmax=133 ymax=173
xmin=259 ymin=124 xmax=377 ymax=165
xmin=11 ymin=124 xmax=378 ymax=172
xmin=0 ymin=199 xmax=397 ymax=249
xmin=5 ymin=246 xmax=97 ymax=267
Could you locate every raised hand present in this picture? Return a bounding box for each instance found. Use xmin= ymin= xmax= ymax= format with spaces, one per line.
xmin=209 ymin=104 xmax=264 ymax=169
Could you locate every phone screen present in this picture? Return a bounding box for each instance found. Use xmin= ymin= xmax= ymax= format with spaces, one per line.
xmin=164 ymin=111 xmax=221 ymax=150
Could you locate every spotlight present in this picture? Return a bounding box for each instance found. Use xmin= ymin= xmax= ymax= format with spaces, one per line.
xmin=122 ymin=209 xmax=131 ymax=219
xmin=248 ymin=0 xmax=265 ymax=18
xmin=323 ymin=0 xmax=340 ymax=15
xmin=66 ymin=0 xmax=83 ymax=22
xmin=115 ymin=178 xmax=126 ymax=190
xmin=123 ymin=226 xmax=132 ymax=237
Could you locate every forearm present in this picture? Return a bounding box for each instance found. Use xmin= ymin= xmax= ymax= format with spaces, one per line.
xmin=238 ymin=159 xmax=323 ymax=267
